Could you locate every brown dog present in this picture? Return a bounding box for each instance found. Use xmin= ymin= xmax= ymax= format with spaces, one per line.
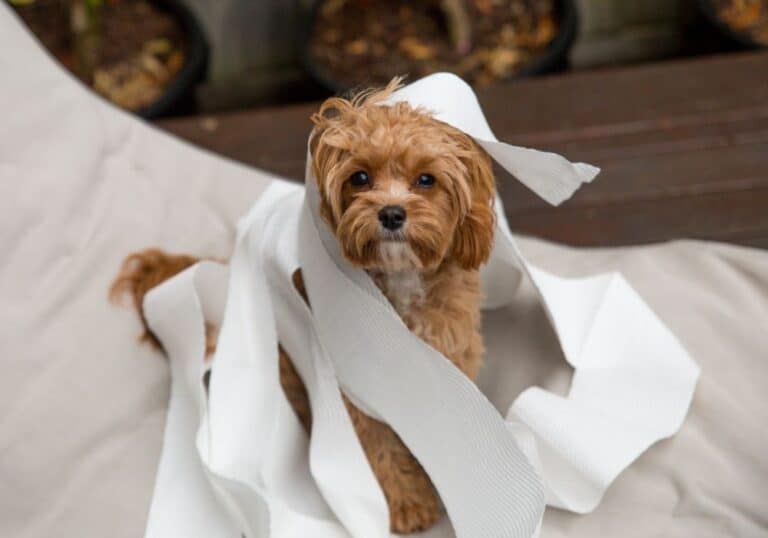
xmin=111 ymin=79 xmax=496 ymax=533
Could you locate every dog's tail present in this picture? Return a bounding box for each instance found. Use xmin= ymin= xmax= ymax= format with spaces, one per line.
xmin=110 ymin=249 xmax=201 ymax=351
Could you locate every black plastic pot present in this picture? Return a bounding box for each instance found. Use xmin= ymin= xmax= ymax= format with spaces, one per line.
xmin=302 ymin=0 xmax=579 ymax=95
xmin=137 ymin=0 xmax=208 ymax=118
xmin=697 ymin=0 xmax=767 ymax=50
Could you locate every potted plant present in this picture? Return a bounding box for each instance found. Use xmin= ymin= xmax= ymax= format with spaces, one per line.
xmin=9 ymin=0 xmax=208 ymax=118
xmin=303 ymin=0 xmax=579 ymax=94
xmin=698 ymin=0 xmax=768 ymax=48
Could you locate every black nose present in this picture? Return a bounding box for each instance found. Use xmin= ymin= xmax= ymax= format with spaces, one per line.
xmin=378 ymin=205 xmax=406 ymax=231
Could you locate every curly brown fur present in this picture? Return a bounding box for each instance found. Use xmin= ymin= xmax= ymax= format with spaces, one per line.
xmin=110 ymin=249 xmax=200 ymax=352
xmin=111 ymin=78 xmax=495 ymax=534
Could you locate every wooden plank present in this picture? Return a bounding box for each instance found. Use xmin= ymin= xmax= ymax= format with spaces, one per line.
xmin=164 ymin=107 xmax=313 ymax=179
xmin=507 ymin=187 xmax=768 ymax=247
xmin=479 ymin=52 xmax=768 ymax=138
xmin=158 ymin=51 xmax=768 ymax=249
xmin=496 ymin=118 xmax=768 ymax=211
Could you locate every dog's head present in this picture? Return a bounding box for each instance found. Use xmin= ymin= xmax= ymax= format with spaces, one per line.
xmin=310 ymin=78 xmax=496 ymax=274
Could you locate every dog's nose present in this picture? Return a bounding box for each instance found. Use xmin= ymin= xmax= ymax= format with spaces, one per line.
xmin=378 ymin=205 xmax=406 ymax=231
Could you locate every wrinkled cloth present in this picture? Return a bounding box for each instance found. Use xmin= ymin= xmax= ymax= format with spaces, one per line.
xmin=1 ymin=5 xmax=766 ymax=538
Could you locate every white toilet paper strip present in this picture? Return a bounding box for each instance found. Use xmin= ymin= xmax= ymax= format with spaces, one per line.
xmin=384 ymin=73 xmax=600 ymax=206
xmin=142 ymin=74 xmax=700 ymax=538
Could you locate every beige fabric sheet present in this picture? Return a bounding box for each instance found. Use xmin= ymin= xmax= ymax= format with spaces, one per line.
xmin=482 ymin=238 xmax=768 ymax=537
xmin=1 ymin=6 xmax=766 ymax=537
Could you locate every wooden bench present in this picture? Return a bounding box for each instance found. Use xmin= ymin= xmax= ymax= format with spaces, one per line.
xmin=159 ymin=51 xmax=768 ymax=249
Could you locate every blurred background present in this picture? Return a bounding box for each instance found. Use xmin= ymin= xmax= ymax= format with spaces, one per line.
xmin=7 ymin=0 xmax=768 ymax=118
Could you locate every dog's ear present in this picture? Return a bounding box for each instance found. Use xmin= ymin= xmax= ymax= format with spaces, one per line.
xmin=309 ymin=97 xmax=354 ymax=228
xmin=451 ymin=138 xmax=496 ymax=270
xmin=309 ymin=96 xmax=350 ymax=162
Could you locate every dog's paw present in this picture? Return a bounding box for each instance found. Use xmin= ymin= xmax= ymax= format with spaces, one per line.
xmin=388 ymin=496 xmax=442 ymax=534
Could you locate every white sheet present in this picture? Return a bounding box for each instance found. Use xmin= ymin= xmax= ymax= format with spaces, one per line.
xmin=1 ymin=5 xmax=765 ymax=538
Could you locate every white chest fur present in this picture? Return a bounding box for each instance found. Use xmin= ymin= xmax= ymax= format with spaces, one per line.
xmin=373 ymin=242 xmax=425 ymax=316
xmin=381 ymin=270 xmax=424 ymax=316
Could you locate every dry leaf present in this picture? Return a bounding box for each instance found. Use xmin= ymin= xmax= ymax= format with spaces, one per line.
xmin=399 ymin=37 xmax=435 ymax=60
xmin=344 ymin=39 xmax=369 ymax=55
xmin=486 ymin=47 xmax=522 ymax=77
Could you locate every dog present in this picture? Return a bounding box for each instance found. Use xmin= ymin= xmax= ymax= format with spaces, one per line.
xmin=111 ymin=78 xmax=496 ymax=534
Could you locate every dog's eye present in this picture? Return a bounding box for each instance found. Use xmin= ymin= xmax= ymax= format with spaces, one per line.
xmin=349 ymin=170 xmax=370 ymax=187
xmin=415 ymin=173 xmax=436 ymax=188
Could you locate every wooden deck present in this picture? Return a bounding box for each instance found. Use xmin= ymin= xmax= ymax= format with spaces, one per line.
xmin=159 ymin=51 xmax=768 ymax=249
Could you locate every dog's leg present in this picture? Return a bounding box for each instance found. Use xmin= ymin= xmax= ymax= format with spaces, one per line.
xmin=342 ymin=397 xmax=442 ymax=533
xmin=278 ymin=345 xmax=312 ymax=431
xmin=291 ymin=269 xmax=442 ymax=533
xmin=294 ymin=269 xmax=442 ymax=532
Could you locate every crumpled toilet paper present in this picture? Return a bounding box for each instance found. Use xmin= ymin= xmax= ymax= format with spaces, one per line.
xmin=142 ymin=74 xmax=700 ymax=538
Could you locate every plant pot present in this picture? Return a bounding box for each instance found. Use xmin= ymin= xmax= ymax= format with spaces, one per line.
xmin=10 ymin=0 xmax=209 ymax=118
xmin=302 ymin=0 xmax=579 ymax=95
xmin=138 ymin=0 xmax=208 ymax=118
xmin=697 ymin=0 xmax=768 ymax=50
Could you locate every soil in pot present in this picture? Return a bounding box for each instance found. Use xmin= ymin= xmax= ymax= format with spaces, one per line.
xmin=308 ymin=0 xmax=559 ymax=89
xmin=710 ymin=0 xmax=768 ymax=44
xmin=11 ymin=0 xmax=187 ymax=112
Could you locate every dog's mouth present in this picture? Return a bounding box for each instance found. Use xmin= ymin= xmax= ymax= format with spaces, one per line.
xmin=379 ymin=229 xmax=407 ymax=242
xmin=377 ymin=218 xmax=408 ymax=242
